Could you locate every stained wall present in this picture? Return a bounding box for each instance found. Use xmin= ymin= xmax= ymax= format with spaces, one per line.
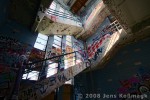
xmin=75 ymin=37 xmax=150 ymax=99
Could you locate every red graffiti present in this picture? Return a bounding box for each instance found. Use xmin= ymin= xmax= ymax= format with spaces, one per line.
xmin=118 ymin=76 xmax=140 ymax=94
xmin=87 ymin=34 xmax=110 ymax=58
xmin=117 ymin=69 xmax=150 ymax=95
xmin=50 ymin=15 xmax=57 ymax=22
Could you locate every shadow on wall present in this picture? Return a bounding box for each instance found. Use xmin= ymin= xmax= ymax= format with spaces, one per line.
xmin=0 ymin=0 xmax=10 ymax=27
xmin=0 ymin=19 xmax=39 ymax=98
xmin=75 ymin=38 xmax=150 ymax=99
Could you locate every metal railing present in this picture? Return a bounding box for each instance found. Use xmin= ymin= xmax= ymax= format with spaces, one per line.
xmin=46 ymin=8 xmax=81 ymax=23
xmin=9 ymin=50 xmax=89 ymax=99
xmin=22 ymin=50 xmax=88 ymax=81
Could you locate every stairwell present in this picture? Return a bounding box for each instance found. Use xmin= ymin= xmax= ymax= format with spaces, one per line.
xmin=18 ymin=51 xmax=88 ymax=100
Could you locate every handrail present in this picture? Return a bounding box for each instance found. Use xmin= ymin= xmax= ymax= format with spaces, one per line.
xmin=47 ymin=10 xmax=74 ymax=19
xmin=46 ymin=8 xmax=81 ymax=23
xmin=47 ymin=11 xmax=77 ymax=22
xmin=47 ymin=8 xmax=80 ymax=21
xmin=23 ymin=53 xmax=85 ymax=74
xmin=48 ymin=8 xmax=73 ymax=17
xmin=27 ymin=50 xmax=86 ymax=65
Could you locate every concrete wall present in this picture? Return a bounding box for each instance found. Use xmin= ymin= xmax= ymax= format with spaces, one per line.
xmin=57 ymin=84 xmax=73 ymax=100
xmin=0 ymin=20 xmax=37 ymax=46
xmin=79 ymin=0 xmax=102 ymax=24
xmin=0 ymin=1 xmax=38 ymax=98
xmin=0 ymin=0 xmax=10 ymax=27
xmin=85 ymin=17 xmax=120 ymax=67
xmin=75 ymin=37 xmax=150 ymax=99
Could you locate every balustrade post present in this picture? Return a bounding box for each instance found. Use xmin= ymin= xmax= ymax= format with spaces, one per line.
xmin=9 ymin=55 xmax=27 ymax=100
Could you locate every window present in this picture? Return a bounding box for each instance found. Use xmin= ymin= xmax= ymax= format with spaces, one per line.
xmin=47 ymin=1 xmax=76 ymax=22
xmin=46 ymin=62 xmax=58 ymax=77
xmin=53 ymin=35 xmax=62 ymax=48
xmin=64 ymin=35 xmax=75 ymax=69
xmin=54 ymin=35 xmax=62 ymax=41
xmin=50 ymin=1 xmax=57 ymax=10
xmin=34 ymin=33 xmax=48 ymax=51
xmin=22 ymin=69 xmax=39 ymax=81
xmin=53 ymin=40 xmax=61 ymax=46
xmin=66 ymin=35 xmax=72 ymax=46
xmin=65 ymin=79 xmax=72 ymax=84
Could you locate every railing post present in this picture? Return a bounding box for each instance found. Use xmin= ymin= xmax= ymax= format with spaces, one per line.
xmin=58 ymin=56 xmax=61 ymax=72
xmin=59 ymin=55 xmax=64 ymax=71
xmin=9 ymin=56 xmax=27 ymax=100
xmin=25 ymin=65 xmax=30 ymax=80
xmin=75 ymin=52 xmax=77 ymax=65
xmin=39 ymin=60 xmax=48 ymax=80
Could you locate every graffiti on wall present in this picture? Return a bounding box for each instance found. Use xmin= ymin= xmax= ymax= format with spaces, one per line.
xmin=0 ymin=35 xmax=31 ymax=66
xmin=19 ymin=62 xmax=86 ymax=100
xmin=72 ymin=38 xmax=87 ymax=61
xmin=65 ymin=45 xmax=74 ymax=67
xmin=46 ymin=46 xmax=62 ymax=62
xmin=27 ymin=48 xmax=46 ymax=74
xmin=0 ymin=64 xmax=14 ymax=93
xmin=117 ymin=68 xmax=150 ymax=95
xmin=87 ymin=34 xmax=110 ymax=59
xmin=86 ymin=17 xmax=122 ymax=64
xmin=0 ymin=35 xmax=32 ymax=97
xmin=49 ymin=15 xmax=57 ymax=22
xmin=0 ymin=36 xmax=45 ymax=95
xmin=86 ymin=17 xmax=113 ymax=61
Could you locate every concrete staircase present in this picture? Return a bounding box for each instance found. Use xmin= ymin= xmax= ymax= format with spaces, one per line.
xmin=19 ymin=61 xmax=87 ymax=100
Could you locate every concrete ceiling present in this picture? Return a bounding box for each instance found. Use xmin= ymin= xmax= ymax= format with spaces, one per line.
xmin=9 ymin=0 xmax=41 ymax=28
